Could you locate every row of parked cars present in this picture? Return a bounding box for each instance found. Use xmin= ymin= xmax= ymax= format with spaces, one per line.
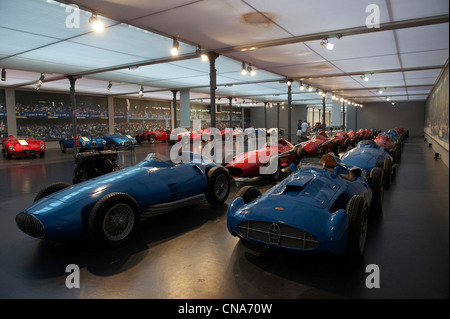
xmin=14 ymin=126 xmax=407 ymax=261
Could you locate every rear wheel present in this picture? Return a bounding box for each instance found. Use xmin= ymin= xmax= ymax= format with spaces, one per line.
xmin=59 ymin=142 xmax=66 ymax=153
xmin=346 ymin=195 xmax=369 ymax=259
xmin=89 ymin=193 xmax=139 ymax=247
xmin=383 ymin=157 xmax=392 ymax=188
xmin=34 ymin=182 xmax=71 ymax=202
xmin=147 ymin=134 xmax=156 ymax=144
xmin=267 ymin=158 xmax=281 ymax=183
xmin=205 ymin=166 xmax=231 ymax=206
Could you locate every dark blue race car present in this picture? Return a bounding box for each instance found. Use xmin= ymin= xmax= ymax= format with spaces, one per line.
xmin=341 ymin=141 xmax=396 ymax=187
xmin=59 ymin=136 xmax=106 ymax=152
xmin=227 ymin=154 xmax=384 ymax=259
xmin=16 ymin=153 xmax=230 ymax=247
xmin=103 ymin=134 xmax=137 ymax=150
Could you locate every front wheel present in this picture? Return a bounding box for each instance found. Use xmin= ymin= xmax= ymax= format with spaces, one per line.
xmin=89 ymin=193 xmax=140 ymax=247
xmin=346 ymin=195 xmax=369 ymax=259
xmin=383 ymin=158 xmax=392 ymax=188
xmin=369 ymin=167 xmax=384 ymax=213
xmin=236 ymin=186 xmax=261 ymax=204
xmin=34 ymin=182 xmax=71 ymax=202
xmin=205 ymin=166 xmax=230 ymax=206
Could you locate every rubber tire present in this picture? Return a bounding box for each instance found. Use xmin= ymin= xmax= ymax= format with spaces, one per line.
xmin=346 ymin=195 xmax=369 ymax=259
xmin=320 ymin=144 xmax=328 ymax=157
xmin=267 ymin=158 xmax=281 ymax=183
xmin=89 ymin=192 xmax=140 ymax=248
xmin=148 ymin=134 xmax=156 ymax=144
xmin=236 ymin=186 xmax=261 ymax=204
xmin=39 ymin=151 xmax=45 ymax=158
xmin=294 ymin=147 xmax=307 ymax=161
xmin=135 ymin=135 xmax=143 ymax=143
xmin=383 ymin=157 xmax=392 ymax=188
xmin=333 ymin=141 xmax=340 ymax=157
xmin=205 ymin=166 xmax=231 ymax=206
xmin=369 ymin=167 xmax=384 ymax=213
xmin=34 ymin=182 xmax=71 ymax=202
xmin=60 ymin=142 xmax=66 ymax=153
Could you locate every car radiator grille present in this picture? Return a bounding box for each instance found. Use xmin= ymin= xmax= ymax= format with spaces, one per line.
xmin=16 ymin=213 xmax=45 ymax=238
xmin=238 ymin=221 xmax=318 ymax=250
xmin=19 ymin=150 xmax=37 ymax=154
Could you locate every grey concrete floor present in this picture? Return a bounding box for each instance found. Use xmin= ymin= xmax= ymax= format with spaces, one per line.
xmin=0 ymin=137 xmax=448 ymax=300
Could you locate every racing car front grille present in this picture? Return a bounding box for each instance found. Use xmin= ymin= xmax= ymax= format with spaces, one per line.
xmin=19 ymin=150 xmax=37 ymax=154
xmin=15 ymin=213 xmax=45 ymax=238
xmin=238 ymin=221 xmax=318 ymax=250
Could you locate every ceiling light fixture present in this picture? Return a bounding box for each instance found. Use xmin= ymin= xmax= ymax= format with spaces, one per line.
xmin=89 ymin=12 xmax=104 ymax=32
xmin=1 ymin=68 xmax=5 ymax=81
xmin=107 ymin=81 xmax=112 ymax=91
xmin=320 ymin=38 xmax=334 ymax=50
xmin=360 ymin=74 xmax=369 ymax=82
xmin=241 ymin=62 xmax=247 ymax=75
xmin=386 ymin=96 xmax=390 ymax=101
xmin=307 ymin=85 xmax=313 ymax=92
xmin=171 ymin=38 xmax=179 ymax=56
xmin=36 ymin=73 xmax=45 ymax=85
xmin=247 ymin=65 xmax=256 ymax=76
xmin=286 ymin=79 xmax=293 ymax=87
xmin=299 ymin=82 xmax=305 ymax=91
xmin=378 ymin=88 xmax=384 ymax=94
xmin=138 ymin=85 xmax=144 ymax=96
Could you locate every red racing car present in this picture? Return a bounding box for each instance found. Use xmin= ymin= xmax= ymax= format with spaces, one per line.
xmin=225 ymin=138 xmax=296 ymax=182
xmin=294 ymin=131 xmax=339 ymax=160
xmin=136 ymin=130 xmax=171 ymax=144
xmin=2 ymin=135 xmax=46 ymax=159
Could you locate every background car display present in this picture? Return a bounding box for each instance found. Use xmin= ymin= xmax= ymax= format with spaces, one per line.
xmin=59 ymin=136 xmax=106 ymax=153
xmin=103 ymin=134 xmax=137 ymax=150
xmin=15 ymin=152 xmax=231 ymax=248
xmin=225 ymin=138 xmax=296 ymax=182
xmin=2 ymin=135 xmax=46 ymax=159
xmin=227 ymin=154 xmax=384 ymax=259
xmin=293 ymin=131 xmax=339 ymax=160
xmin=136 ymin=130 xmax=171 ymax=144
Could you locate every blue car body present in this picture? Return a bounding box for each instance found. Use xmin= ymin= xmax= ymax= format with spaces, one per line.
xmin=59 ymin=136 xmax=106 ymax=151
xmin=16 ymin=153 xmax=229 ymax=244
xmin=384 ymin=130 xmax=400 ymax=144
xmin=340 ymin=141 xmax=394 ymax=173
xmin=103 ymin=134 xmax=137 ymax=150
xmin=227 ymin=155 xmax=374 ymax=257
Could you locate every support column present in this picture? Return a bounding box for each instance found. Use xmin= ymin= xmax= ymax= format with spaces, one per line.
xmin=354 ymin=104 xmax=358 ymax=131
xmin=180 ymin=89 xmax=190 ymax=128
xmin=107 ymin=95 xmax=114 ymax=134
xmin=5 ymin=87 xmax=16 ymax=137
xmin=68 ymin=76 xmax=77 ymax=137
xmin=287 ymin=82 xmax=292 ymax=142
xmin=264 ymin=102 xmax=268 ymax=129
xmin=342 ymin=101 xmax=346 ymax=131
xmin=322 ymin=95 xmax=326 ymax=128
xmin=171 ymin=90 xmax=178 ymax=130
xmin=228 ymin=97 xmax=232 ymax=129
xmin=277 ymin=103 xmax=280 ymax=132
xmin=331 ymin=99 xmax=341 ymax=128
xmin=207 ymin=52 xmax=219 ymax=128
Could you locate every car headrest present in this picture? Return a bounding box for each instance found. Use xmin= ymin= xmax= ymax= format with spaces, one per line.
xmin=319 ymin=154 xmax=338 ymax=167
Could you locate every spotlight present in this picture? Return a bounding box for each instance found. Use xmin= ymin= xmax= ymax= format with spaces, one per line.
xmin=241 ymin=62 xmax=247 ymax=75
xmin=435 ymin=153 xmax=440 ymax=159
xmin=247 ymin=65 xmax=256 ymax=76
xmin=322 ymin=91 xmax=327 ymax=97
xmin=138 ymin=85 xmax=144 ymax=96
xmin=89 ymin=13 xmax=104 ymax=32
xmin=1 ymin=68 xmax=5 ymax=81
xmin=386 ymin=96 xmax=390 ymax=101
xmin=299 ymin=82 xmax=305 ymax=91
xmin=107 ymin=81 xmax=112 ymax=91
xmin=286 ymin=79 xmax=293 ymax=86
xmin=36 ymin=73 xmax=45 ymax=85
xmin=171 ymin=38 xmax=179 ymax=56
xmin=340 ymin=97 xmax=344 ymax=102
xmin=317 ymin=89 xmax=323 ymax=95
xmin=307 ymin=85 xmax=313 ymax=92
xmin=200 ymin=54 xmax=208 ymax=62
xmin=360 ymin=74 xmax=369 ymax=82
xmin=320 ymin=38 xmax=334 ymax=50
xmin=378 ymin=88 xmax=384 ymax=94
xmin=391 ymin=101 xmax=396 ymax=106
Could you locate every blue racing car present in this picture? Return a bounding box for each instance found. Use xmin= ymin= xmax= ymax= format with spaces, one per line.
xmin=341 ymin=140 xmax=396 ymax=188
xmin=16 ymin=152 xmax=230 ymax=247
xmin=103 ymin=134 xmax=137 ymax=150
xmin=59 ymin=136 xmax=106 ymax=152
xmin=227 ymin=154 xmax=384 ymax=259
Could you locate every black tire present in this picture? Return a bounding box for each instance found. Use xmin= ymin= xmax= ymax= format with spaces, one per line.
xmin=147 ymin=134 xmax=156 ymax=144
xmin=5 ymin=152 xmax=12 ymax=160
xmin=319 ymin=144 xmax=328 ymax=157
xmin=59 ymin=142 xmax=66 ymax=153
xmin=34 ymin=182 xmax=71 ymax=202
xmin=343 ymin=139 xmax=350 ymax=151
xmin=135 ymin=135 xmax=143 ymax=143
xmin=205 ymin=166 xmax=231 ymax=206
xmin=332 ymin=141 xmax=340 ymax=157
xmin=39 ymin=151 xmax=45 ymax=158
xmin=294 ymin=147 xmax=307 ymax=161
xmin=267 ymin=158 xmax=281 ymax=183
xmin=236 ymin=186 xmax=261 ymax=204
xmin=89 ymin=192 xmax=140 ymax=247
xmin=369 ymin=167 xmax=384 ymax=213
xmin=346 ymin=195 xmax=369 ymax=259
xmin=383 ymin=157 xmax=392 ymax=188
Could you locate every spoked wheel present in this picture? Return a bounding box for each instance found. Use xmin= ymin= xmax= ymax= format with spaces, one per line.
xmin=148 ymin=135 xmax=156 ymax=144
xmin=89 ymin=193 xmax=139 ymax=247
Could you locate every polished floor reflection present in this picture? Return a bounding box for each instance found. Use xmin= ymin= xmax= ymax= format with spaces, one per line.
xmin=0 ymin=138 xmax=448 ymax=299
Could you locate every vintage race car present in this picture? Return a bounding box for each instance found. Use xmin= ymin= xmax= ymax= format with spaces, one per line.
xmin=357 ymin=129 xmax=373 ymax=141
xmin=333 ymin=132 xmax=350 ymax=150
xmin=59 ymin=136 xmax=106 ymax=153
xmin=15 ymin=152 xmax=231 ymax=247
xmin=293 ymin=131 xmax=339 ymax=160
xmin=103 ymin=134 xmax=137 ymax=150
xmin=2 ymin=135 xmax=46 ymax=159
xmin=341 ymin=141 xmax=395 ymax=187
xmin=346 ymin=130 xmax=359 ymax=147
xmin=227 ymin=154 xmax=384 ymax=258
xmin=225 ymin=138 xmax=296 ymax=182
xmin=374 ymin=134 xmax=401 ymax=163
xmin=136 ymin=130 xmax=171 ymax=144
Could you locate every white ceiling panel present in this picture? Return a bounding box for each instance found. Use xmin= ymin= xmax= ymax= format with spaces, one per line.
xmin=389 ymin=0 xmax=449 ymax=21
